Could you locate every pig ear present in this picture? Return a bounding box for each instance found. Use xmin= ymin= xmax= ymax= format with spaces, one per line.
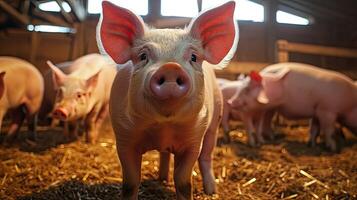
xmin=97 ymin=1 xmax=145 ymax=64
xmin=85 ymin=71 xmax=100 ymax=89
xmin=0 ymin=72 xmax=5 ymax=99
xmin=188 ymin=1 xmax=238 ymax=68
xmin=47 ymin=61 xmax=66 ymax=88
xmin=261 ymin=67 xmax=290 ymax=81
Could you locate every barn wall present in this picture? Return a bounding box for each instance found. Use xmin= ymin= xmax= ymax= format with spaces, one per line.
xmin=0 ymin=17 xmax=356 ymax=77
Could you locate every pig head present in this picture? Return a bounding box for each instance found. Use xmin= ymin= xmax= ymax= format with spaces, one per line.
xmin=47 ymin=61 xmax=100 ymax=121
xmin=97 ymin=1 xmax=238 ymax=199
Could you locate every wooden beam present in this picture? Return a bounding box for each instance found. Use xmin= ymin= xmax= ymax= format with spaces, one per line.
xmin=276 ymin=40 xmax=357 ymax=59
xmin=55 ymin=0 xmax=73 ymax=23
xmin=0 ymin=1 xmax=30 ymax=25
xmin=264 ymin=0 xmax=278 ymax=63
xmin=32 ymin=10 xmax=69 ymax=27
xmin=66 ymin=0 xmax=86 ymax=21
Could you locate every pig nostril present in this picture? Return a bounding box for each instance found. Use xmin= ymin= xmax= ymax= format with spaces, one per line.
xmin=176 ymin=78 xmax=184 ymax=86
xmin=158 ymin=77 xmax=165 ymax=85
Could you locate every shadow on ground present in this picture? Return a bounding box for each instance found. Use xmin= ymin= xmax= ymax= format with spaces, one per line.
xmin=17 ymin=179 xmax=176 ymax=200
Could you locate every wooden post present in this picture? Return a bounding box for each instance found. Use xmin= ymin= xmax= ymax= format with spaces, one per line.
xmin=30 ymin=31 xmax=39 ymax=64
xmin=264 ymin=0 xmax=278 ymax=63
xmin=276 ymin=40 xmax=289 ymax=62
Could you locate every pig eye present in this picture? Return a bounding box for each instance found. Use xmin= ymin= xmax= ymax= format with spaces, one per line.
xmin=191 ymin=54 xmax=197 ymax=62
xmin=77 ymin=93 xmax=84 ymax=98
xmin=140 ymin=53 xmax=147 ymax=61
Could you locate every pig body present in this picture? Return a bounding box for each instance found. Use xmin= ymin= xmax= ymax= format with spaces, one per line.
xmin=229 ymin=62 xmax=357 ymax=151
xmin=48 ymin=54 xmax=117 ymax=143
xmin=0 ymin=56 xmax=44 ymax=140
xmin=97 ymin=1 xmax=238 ymax=199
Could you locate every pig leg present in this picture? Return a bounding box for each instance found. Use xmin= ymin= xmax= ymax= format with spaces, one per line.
xmin=221 ymin=102 xmax=231 ymax=143
xmin=94 ymin=104 xmax=109 ymax=136
xmin=27 ymin=114 xmax=38 ymax=141
xmin=0 ymin=109 xmax=5 ymax=134
xmin=7 ymin=106 xmax=26 ymax=140
xmin=255 ymin=112 xmax=266 ymax=145
xmin=241 ymin=114 xmax=256 ymax=147
xmin=174 ymin=150 xmax=200 ymax=200
xmin=85 ymin=109 xmax=100 ymax=144
xmin=263 ymin=110 xmax=275 ymax=141
xmin=317 ymin=112 xmax=338 ymax=152
xmin=308 ymin=117 xmax=320 ymax=147
xmin=159 ymin=152 xmax=171 ymax=182
xmin=117 ymin=147 xmax=142 ymax=199
xmin=64 ymin=120 xmax=79 ymax=140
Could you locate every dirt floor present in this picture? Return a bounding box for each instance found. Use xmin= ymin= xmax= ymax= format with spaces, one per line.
xmin=0 ymin=120 xmax=356 ymax=200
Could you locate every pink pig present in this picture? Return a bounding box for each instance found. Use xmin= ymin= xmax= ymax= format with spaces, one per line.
xmin=97 ymin=1 xmax=238 ymax=199
xmin=39 ymin=61 xmax=79 ymax=126
xmin=0 ymin=56 xmax=44 ymax=141
xmin=47 ymin=54 xmax=117 ymax=143
xmin=229 ymin=63 xmax=357 ymax=151
xmin=220 ymin=77 xmax=274 ymax=146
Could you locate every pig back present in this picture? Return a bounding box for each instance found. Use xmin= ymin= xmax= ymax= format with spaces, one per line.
xmin=0 ymin=56 xmax=43 ymax=111
xmin=262 ymin=63 xmax=357 ymax=116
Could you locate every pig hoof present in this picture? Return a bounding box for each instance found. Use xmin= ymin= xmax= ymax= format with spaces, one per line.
xmin=203 ymin=182 xmax=217 ymax=195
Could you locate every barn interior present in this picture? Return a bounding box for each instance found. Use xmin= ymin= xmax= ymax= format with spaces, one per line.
xmin=0 ymin=0 xmax=356 ymax=199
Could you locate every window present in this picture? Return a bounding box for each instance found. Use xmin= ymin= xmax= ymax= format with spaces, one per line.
xmin=161 ymin=0 xmax=264 ymax=22
xmin=276 ymin=10 xmax=309 ymax=25
xmin=161 ymin=0 xmax=198 ymax=17
xmin=203 ymin=0 xmax=264 ymax=22
xmin=38 ymin=1 xmax=71 ymax=12
xmin=87 ymin=0 xmax=148 ymax=15
xmin=27 ymin=25 xmax=75 ymax=33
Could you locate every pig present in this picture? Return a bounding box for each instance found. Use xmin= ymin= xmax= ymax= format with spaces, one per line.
xmin=219 ymin=76 xmax=274 ymax=146
xmin=0 ymin=56 xmax=44 ymax=141
xmin=47 ymin=54 xmax=117 ymax=143
xmin=229 ymin=63 xmax=357 ymax=152
xmin=97 ymin=1 xmax=238 ymax=199
xmin=38 ymin=61 xmax=76 ymax=126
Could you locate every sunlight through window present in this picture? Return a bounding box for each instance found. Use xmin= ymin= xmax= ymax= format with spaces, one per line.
xmin=161 ymin=0 xmax=198 ymax=17
xmin=276 ymin=10 xmax=309 ymax=25
xmin=27 ymin=25 xmax=75 ymax=33
xmin=38 ymin=1 xmax=71 ymax=12
xmin=162 ymin=0 xmax=264 ymax=21
xmin=203 ymin=0 xmax=264 ymax=22
xmin=87 ymin=0 xmax=148 ymax=15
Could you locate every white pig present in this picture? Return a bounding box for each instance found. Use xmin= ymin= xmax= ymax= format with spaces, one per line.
xmin=97 ymin=1 xmax=238 ymax=199
xmin=229 ymin=63 xmax=357 ymax=151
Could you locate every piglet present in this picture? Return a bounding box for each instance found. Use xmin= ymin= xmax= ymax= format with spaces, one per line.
xmin=97 ymin=1 xmax=238 ymax=199
xmin=229 ymin=62 xmax=357 ymax=151
xmin=0 ymin=56 xmax=44 ymax=141
xmin=47 ymin=53 xmax=117 ymax=143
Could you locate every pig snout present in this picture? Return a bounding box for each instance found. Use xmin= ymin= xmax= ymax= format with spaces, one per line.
xmin=150 ymin=62 xmax=190 ymax=100
xmin=52 ymin=107 xmax=69 ymax=121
